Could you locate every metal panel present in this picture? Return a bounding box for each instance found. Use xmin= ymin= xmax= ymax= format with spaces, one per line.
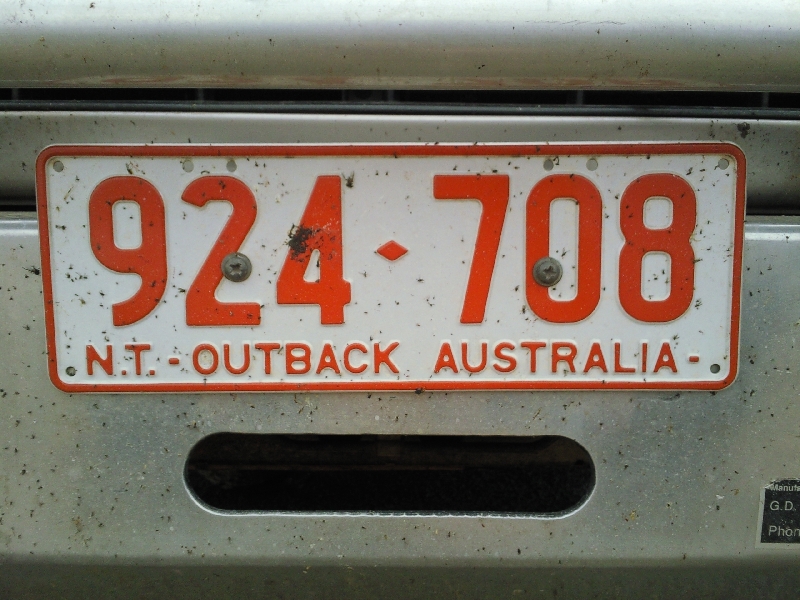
xmin=1 ymin=112 xmax=799 ymax=211
xmin=0 ymin=0 xmax=799 ymax=91
xmin=0 ymin=213 xmax=799 ymax=598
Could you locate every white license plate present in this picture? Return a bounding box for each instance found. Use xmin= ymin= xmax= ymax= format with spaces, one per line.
xmin=37 ymin=143 xmax=745 ymax=393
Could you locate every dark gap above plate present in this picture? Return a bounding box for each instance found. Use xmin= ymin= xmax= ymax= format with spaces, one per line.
xmin=1 ymin=88 xmax=800 ymax=119
xmin=185 ymin=433 xmax=595 ymax=515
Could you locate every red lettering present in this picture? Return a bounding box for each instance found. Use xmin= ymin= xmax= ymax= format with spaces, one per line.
xmin=653 ymin=342 xmax=678 ymax=372
xmin=276 ymin=176 xmax=351 ymax=324
xmin=618 ymin=174 xmax=696 ymax=323
xmin=434 ymin=342 xmax=459 ymax=373
xmin=614 ymin=342 xmax=636 ymax=373
xmin=374 ymin=342 xmax=400 ymax=374
xmin=182 ymin=176 xmax=260 ymax=326
xmin=461 ymin=341 xmax=488 ymax=373
xmin=86 ymin=344 xmax=113 ymax=375
xmin=493 ymin=342 xmax=517 ymax=373
xmin=285 ymin=343 xmax=311 ymax=374
xmin=88 ymin=177 xmax=167 ymax=326
xmin=641 ymin=341 xmax=649 ymax=372
xmin=526 ymin=175 xmax=602 ymax=323
xmin=124 ymin=343 xmax=151 ymax=375
xmin=433 ymin=174 xmax=509 ymax=323
xmin=192 ymin=343 xmax=219 ymax=375
xmin=343 ymin=343 xmax=368 ymax=374
xmin=223 ymin=343 xmax=250 ymax=375
xmin=316 ymin=343 xmax=342 ymax=374
xmin=254 ymin=342 xmax=281 ymax=374
xmin=583 ymin=342 xmax=608 ymax=373
xmin=551 ymin=342 xmax=577 ymax=373
xmin=521 ymin=341 xmax=546 ymax=372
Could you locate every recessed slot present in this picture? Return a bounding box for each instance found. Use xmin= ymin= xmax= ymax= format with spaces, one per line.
xmin=185 ymin=434 xmax=594 ymax=515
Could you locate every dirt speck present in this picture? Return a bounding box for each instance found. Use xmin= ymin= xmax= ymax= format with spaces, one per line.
xmin=737 ymin=122 xmax=751 ymax=139
xmin=287 ymin=225 xmax=316 ymax=257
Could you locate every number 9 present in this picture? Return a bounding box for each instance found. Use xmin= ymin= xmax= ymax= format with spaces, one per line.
xmin=88 ymin=176 xmax=168 ymax=326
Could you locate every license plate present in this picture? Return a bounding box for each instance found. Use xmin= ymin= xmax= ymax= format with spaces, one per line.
xmin=36 ymin=143 xmax=745 ymax=393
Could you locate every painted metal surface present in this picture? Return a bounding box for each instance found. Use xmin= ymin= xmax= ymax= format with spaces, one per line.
xmin=0 ymin=113 xmax=798 ymax=212
xmin=37 ymin=143 xmax=744 ymax=392
xmin=0 ymin=214 xmax=799 ymax=598
xmin=0 ymin=0 xmax=799 ymax=90
xmin=0 ymin=110 xmax=797 ymax=596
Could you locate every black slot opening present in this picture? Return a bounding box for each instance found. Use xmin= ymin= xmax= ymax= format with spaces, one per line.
xmin=185 ymin=434 xmax=594 ymax=515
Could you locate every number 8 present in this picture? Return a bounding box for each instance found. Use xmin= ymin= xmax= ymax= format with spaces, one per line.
xmin=618 ymin=173 xmax=697 ymax=323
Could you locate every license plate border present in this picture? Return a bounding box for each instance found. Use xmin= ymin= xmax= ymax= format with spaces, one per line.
xmin=36 ymin=142 xmax=746 ymax=393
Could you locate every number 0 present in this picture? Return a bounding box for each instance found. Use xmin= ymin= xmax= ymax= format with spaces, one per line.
xmin=526 ymin=174 xmax=603 ymax=323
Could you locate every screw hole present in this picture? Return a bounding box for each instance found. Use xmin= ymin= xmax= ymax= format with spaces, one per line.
xmin=717 ymin=158 xmax=730 ymax=170
xmin=221 ymin=251 xmax=252 ymax=282
xmin=226 ymin=159 xmax=237 ymax=173
xmin=586 ymin=158 xmax=598 ymax=171
xmin=65 ymin=366 xmax=76 ymax=377
xmin=532 ymin=257 xmax=563 ymax=287
xmin=182 ymin=159 xmax=194 ymax=173
xmin=710 ymin=364 xmax=721 ymax=374
xmin=543 ymin=159 xmax=554 ymax=171
xmin=53 ymin=160 xmax=64 ymax=172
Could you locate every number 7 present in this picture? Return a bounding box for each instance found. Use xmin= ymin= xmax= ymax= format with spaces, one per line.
xmin=433 ymin=174 xmax=509 ymax=324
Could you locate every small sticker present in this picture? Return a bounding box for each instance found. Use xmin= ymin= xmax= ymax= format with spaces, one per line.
xmin=759 ymin=479 xmax=800 ymax=544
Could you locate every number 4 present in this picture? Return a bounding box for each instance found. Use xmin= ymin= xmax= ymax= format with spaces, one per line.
xmin=276 ymin=175 xmax=352 ymax=324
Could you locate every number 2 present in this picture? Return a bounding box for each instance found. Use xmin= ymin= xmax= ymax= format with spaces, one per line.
xmin=182 ymin=176 xmax=261 ymax=326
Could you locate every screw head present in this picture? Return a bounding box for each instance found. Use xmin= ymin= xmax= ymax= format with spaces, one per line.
xmin=221 ymin=252 xmax=252 ymax=282
xmin=532 ymin=257 xmax=563 ymax=287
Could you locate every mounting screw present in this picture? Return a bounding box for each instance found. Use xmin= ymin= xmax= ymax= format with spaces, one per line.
xmin=532 ymin=257 xmax=563 ymax=287
xmin=221 ymin=252 xmax=252 ymax=282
